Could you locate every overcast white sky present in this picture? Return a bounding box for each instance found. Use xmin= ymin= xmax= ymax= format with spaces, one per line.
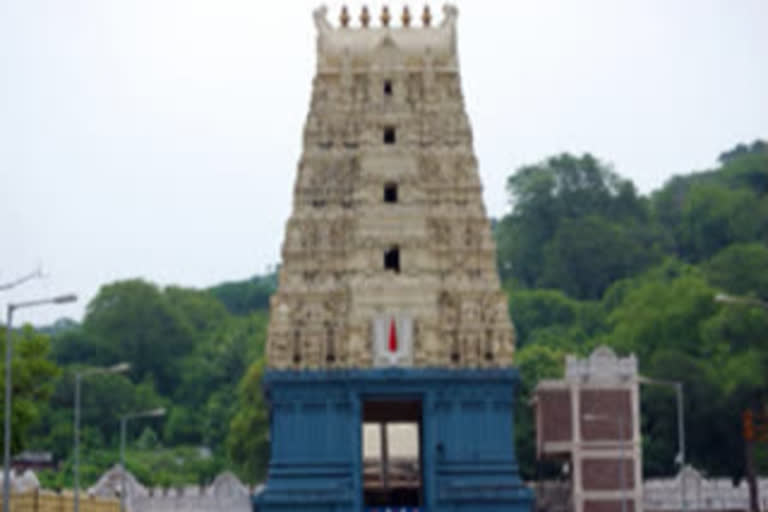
xmin=1 ymin=0 xmax=766 ymax=324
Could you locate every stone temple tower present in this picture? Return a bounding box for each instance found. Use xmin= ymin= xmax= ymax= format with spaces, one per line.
xmin=254 ymin=5 xmax=532 ymax=512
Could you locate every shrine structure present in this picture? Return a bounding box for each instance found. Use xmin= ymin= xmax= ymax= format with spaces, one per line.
xmin=254 ymin=5 xmax=532 ymax=511
xmin=534 ymin=347 xmax=643 ymax=512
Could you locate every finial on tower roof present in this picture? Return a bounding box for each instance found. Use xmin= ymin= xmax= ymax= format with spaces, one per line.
xmin=401 ymin=6 xmax=412 ymax=27
xmin=422 ymin=5 xmax=432 ymax=27
xmin=360 ymin=6 xmax=370 ymax=27
xmin=313 ymin=6 xmax=331 ymax=33
xmin=381 ymin=6 xmax=391 ymax=27
xmin=339 ymin=6 xmax=350 ymax=27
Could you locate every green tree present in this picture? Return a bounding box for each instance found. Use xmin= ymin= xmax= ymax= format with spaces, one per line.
xmin=30 ymin=372 xmax=164 ymax=457
xmin=678 ymin=184 xmax=762 ymax=262
xmin=652 ymin=142 xmax=768 ymax=262
xmin=539 ymin=216 xmax=661 ymax=299
xmin=171 ymin=313 xmax=267 ymax=449
xmin=704 ymin=243 xmax=768 ymax=299
xmin=593 ymin=258 xmax=768 ymax=478
xmin=0 ymin=325 xmax=58 ymax=453
xmin=165 ymin=286 xmax=232 ymax=334
xmin=514 ymin=344 xmax=568 ymax=480
xmin=208 ymin=273 xmax=277 ymax=315
xmin=596 ymin=260 xmax=718 ymax=359
xmin=497 ymin=153 xmax=660 ymax=298
xmin=227 ymin=359 xmax=270 ymax=483
xmin=83 ymin=280 xmax=195 ymax=395
xmin=508 ymin=288 xmax=602 ymax=348
xmin=49 ymin=326 xmax=106 ymax=366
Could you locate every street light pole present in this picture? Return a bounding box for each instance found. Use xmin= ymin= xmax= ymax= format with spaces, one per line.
xmin=715 ymin=293 xmax=765 ymax=512
xmin=714 ymin=293 xmax=768 ymax=311
xmin=3 ymin=305 xmax=15 ymax=512
xmin=0 ymin=268 xmax=43 ymax=292
xmin=119 ymin=408 xmax=165 ymax=512
xmin=73 ymin=363 xmax=130 ymax=512
xmin=638 ymin=377 xmax=686 ymax=511
xmin=675 ymin=382 xmax=686 ymax=512
xmin=120 ymin=416 xmax=126 ymax=512
xmin=3 ymin=294 xmax=77 ymax=512
xmin=73 ymin=372 xmax=81 ymax=512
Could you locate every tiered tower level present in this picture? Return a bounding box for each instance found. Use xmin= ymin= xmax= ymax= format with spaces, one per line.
xmin=267 ymin=4 xmax=515 ymax=371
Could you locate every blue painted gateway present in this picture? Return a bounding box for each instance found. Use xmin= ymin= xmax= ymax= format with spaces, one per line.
xmin=253 ymin=4 xmax=533 ymax=511
xmin=253 ymin=369 xmax=532 ymax=511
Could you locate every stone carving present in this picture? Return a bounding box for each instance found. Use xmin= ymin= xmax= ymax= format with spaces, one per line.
xmin=565 ymin=345 xmax=638 ymax=383
xmin=266 ymin=4 xmax=517 ymax=369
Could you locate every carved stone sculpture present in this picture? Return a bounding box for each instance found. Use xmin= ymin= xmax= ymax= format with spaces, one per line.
xmin=267 ymin=5 xmax=516 ymax=370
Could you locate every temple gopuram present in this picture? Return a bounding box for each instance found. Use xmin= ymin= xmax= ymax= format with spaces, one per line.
xmin=253 ymin=5 xmax=533 ymax=511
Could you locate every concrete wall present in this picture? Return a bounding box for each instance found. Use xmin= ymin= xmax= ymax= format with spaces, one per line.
xmin=88 ymin=467 xmax=253 ymax=512
xmin=644 ymin=466 xmax=768 ymax=511
xmin=534 ymin=468 xmax=768 ymax=512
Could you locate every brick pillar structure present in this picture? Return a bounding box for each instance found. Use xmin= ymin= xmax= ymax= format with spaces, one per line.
xmin=534 ymin=347 xmax=642 ymax=512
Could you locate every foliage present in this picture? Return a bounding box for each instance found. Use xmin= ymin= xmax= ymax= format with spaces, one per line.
xmin=677 ymin=184 xmax=763 ymax=262
xmin=38 ymin=444 xmax=226 ymax=489
xmin=497 ymin=142 xmax=768 ymax=480
xmin=514 ymin=344 xmax=568 ymax=480
xmin=507 ymin=288 xmax=602 ymax=349
xmin=496 ymin=153 xmax=662 ymax=298
xmin=209 ymin=273 xmax=277 ymax=315
xmin=596 ymin=262 xmax=767 ymax=477
xmin=83 ymin=280 xmax=196 ymax=396
xmin=538 ymin=216 xmax=660 ymax=299
xmin=652 ymin=141 xmax=768 ymax=263
xmin=26 ymin=277 xmax=268 ymax=488
xmin=227 ymin=359 xmax=270 ymax=483
xmin=704 ymin=243 xmax=768 ymax=299
xmin=0 ymin=326 xmax=58 ymax=453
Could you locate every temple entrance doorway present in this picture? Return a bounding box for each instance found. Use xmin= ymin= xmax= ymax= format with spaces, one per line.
xmin=362 ymin=398 xmax=423 ymax=510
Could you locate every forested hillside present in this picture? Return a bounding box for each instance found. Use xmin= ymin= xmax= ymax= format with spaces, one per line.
xmin=20 ymin=276 xmax=275 ymax=488
xmin=501 ymin=140 xmax=768 ymax=480
xmin=9 ymin=140 xmax=767 ymax=486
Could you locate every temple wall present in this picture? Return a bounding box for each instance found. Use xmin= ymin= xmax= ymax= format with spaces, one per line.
xmin=87 ymin=468 xmax=253 ymax=512
xmin=255 ymin=368 xmax=532 ymax=512
xmin=533 ymin=472 xmax=768 ymax=512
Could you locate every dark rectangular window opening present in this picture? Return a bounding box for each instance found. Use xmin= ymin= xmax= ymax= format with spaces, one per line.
xmin=383 ymin=126 xmax=396 ymax=145
xmin=384 ymin=183 xmax=398 ymax=203
xmin=383 ymin=80 xmax=393 ymax=96
xmin=363 ymin=399 xmax=423 ymax=508
xmin=384 ymin=247 xmax=400 ymax=273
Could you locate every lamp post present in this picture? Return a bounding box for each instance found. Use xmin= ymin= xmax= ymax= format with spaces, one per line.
xmin=119 ymin=408 xmax=165 ymax=512
xmin=583 ymin=413 xmax=627 ymax=512
xmin=715 ymin=292 xmax=765 ymax=512
xmin=3 ymin=293 xmax=77 ymax=512
xmin=639 ymin=377 xmax=686 ymax=511
xmin=0 ymin=268 xmax=43 ymax=292
xmin=73 ymin=363 xmax=130 ymax=512
xmin=714 ymin=293 xmax=768 ymax=311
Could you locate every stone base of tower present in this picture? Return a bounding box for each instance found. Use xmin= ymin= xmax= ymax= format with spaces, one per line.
xmin=252 ymin=368 xmax=533 ymax=512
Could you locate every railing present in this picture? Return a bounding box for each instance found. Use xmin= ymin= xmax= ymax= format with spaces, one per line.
xmin=4 ymin=490 xmax=119 ymax=512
